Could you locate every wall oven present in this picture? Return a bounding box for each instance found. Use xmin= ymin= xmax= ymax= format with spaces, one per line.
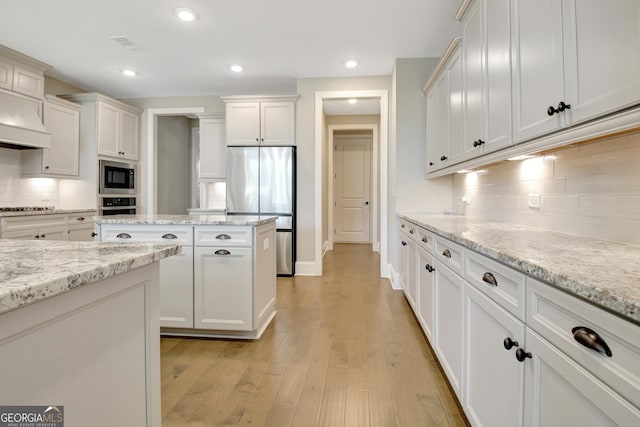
xmin=99 ymin=160 xmax=136 ymax=195
xmin=100 ymin=197 xmax=137 ymax=216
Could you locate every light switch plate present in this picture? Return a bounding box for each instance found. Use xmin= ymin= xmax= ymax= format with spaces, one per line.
xmin=528 ymin=193 xmax=541 ymax=209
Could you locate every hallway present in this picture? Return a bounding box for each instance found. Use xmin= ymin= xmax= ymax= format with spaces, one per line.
xmin=161 ymin=244 xmax=468 ymax=426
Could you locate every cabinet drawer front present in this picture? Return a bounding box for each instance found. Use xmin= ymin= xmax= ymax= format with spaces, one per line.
xmin=68 ymin=212 xmax=97 ymax=224
xmin=399 ymin=219 xmax=418 ymax=241
xmin=464 ymin=249 xmax=526 ymax=321
xmin=195 ymin=226 xmax=252 ymax=247
xmin=527 ymin=278 xmax=640 ymax=408
xmin=2 ymin=214 xmax=67 ymax=231
xmin=101 ymin=225 xmax=193 ymax=245
xmin=416 ymin=228 xmax=434 ymax=253
xmin=434 ymin=235 xmax=463 ymax=275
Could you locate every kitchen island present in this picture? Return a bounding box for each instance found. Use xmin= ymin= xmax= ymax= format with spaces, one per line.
xmin=0 ymin=239 xmax=180 ymax=427
xmin=95 ymin=214 xmax=277 ymax=339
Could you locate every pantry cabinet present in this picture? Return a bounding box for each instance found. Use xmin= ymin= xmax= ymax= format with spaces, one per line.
xmin=511 ymin=0 xmax=640 ymax=143
xmin=22 ymin=95 xmax=81 ymax=177
xmin=222 ymin=95 xmax=298 ymax=146
xmin=198 ymin=114 xmax=226 ymax=179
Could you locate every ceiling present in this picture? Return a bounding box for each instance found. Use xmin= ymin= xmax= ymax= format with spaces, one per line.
xmin=0 ymin=0 xmax=461 ymax=100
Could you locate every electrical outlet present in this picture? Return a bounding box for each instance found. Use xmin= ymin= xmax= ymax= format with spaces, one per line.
xmin=528 ymin=193 xmax=541 ymax=209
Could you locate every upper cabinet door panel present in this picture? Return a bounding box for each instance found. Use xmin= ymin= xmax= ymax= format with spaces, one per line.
xmin=260 ymin=102 xmax=295 ymax=146
xmin=0 ymin=58 xmax=12 ymax=91
xmin=563 ymin=0 xmax=640 ymax=124
xmin=97 ymin=102 xmax=120 ymax=158
xmin=447 ymin=51 xmax=464 ymax=164
xmin=462 ymin=0 xmax=484 ymax=159
xmin=12 ymin=65 xmax=44 ymax=99
xmin=226 ymin=102 xmax=261 ymax=146
xmin=511 ymin=0 xmax=565 ymax=143
xmin=119 ymin=110 xmax=140 ymax=160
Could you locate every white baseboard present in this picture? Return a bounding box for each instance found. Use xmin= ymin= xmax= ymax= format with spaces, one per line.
xmin=388 ymin=264 xmax=402 ymax=290
xmin=322 ymin=240 xmax=330 ymax=258
xmin=295 ymin=261 xmax=322 ymax=276
xmin=372 ymin=241 xmax=380 ymax=253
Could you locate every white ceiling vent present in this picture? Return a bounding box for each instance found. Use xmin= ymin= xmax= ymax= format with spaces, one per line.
xmin=108 ymin=35 xmax=141 ymax=51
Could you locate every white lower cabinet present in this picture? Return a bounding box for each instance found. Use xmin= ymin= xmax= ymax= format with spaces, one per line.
xmin=1 ymin=213 xmax=97 ymax=241
xmin=159 ymin=247 xmax=194 ymax=328
xmin=433 ymin=260 xmax=464 ymax=399
xmin=463 ymin=282 xmax=525 ymax=427
xmin=194 ymin=246 xmax=252 ymax=330
xmin=416 ymin=246 xmax=435 ymax=342
xmin=399 ymin=223 xmax=417 ymax=310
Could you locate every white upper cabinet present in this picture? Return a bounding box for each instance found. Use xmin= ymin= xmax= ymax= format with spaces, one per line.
xmin=222 ymin=95 xmax=298 ymax=146
xmin=22 ymin=95 xmax=81 ymax=177
xmin=118 ymin=109 xmax=140 ymax=161
xmin=461 ymin=0 xmax=512 ymax=160
xmin=424 ymin=37 xmax=463 ymax=172
xmin=512 ymin=0 xmax=640 ymax=143
xmin=0 ymin=45 xmax=47 ymax=100
xmin=198 ymin=114 xmax=226 ymax=179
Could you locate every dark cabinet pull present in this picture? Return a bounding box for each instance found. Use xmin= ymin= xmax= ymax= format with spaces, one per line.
xmin=44 ymin=165 xmax=50 ymax=170
xmin=425 ymin=264 xmax=434 ymax=273
xmin=216 ymin=233 xmax=232 ymax=240
xmin=401 ymin=241 xmax=407 ymax=246
xmin=34 ymin=234 xmax=40 ymax=239
xmin=409 ymin=229 xmax=415 ymax=234
xmin=472 ymin=139 xmax=485 ymax=148
xmin=91 ymin=232 xmax=98 ymax=237
xmin=40 ymin=234 xmax=46 ymax=238
xmin=440 ymin=155 xmax=448 ymax=161
xmin=482 ymin=272 xmax=498 ymax=286
xmin=116 ymin=233 xmax=132 ymax=239
xmin=547 ymin=101 xmax=572 ymax=116
xmin=421 ymin=237 xmax=428 ymax=243
xmin=515 ymin=348 xmax=532 ymax=362
xmin=214 ymin=249 xmax=231 ymax=256
xmin=429 ymin=161 xmax=435 ymax=166
xmin=442 ymin=248 xmax=451 ymax=258
xmin=571 ymin=327 xmax=612 ymax=357
xmin=256 ymin=138 xmax=259 ymax=142
xmin=162 ymin=233 xmax=178 ymax=239
xmin=77 ymin=217 xmax=85 ymax=221
xmin=503 ymin=337 xmax=518 ymax=350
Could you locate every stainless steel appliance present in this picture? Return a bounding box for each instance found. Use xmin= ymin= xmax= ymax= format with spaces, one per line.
xmin=100 ymin=197 xmax=136 ymax=216
xmin=227 ymin=146 xmax=295 ymax=275
xmin=99 ymin=160 xmax=136 ymax=195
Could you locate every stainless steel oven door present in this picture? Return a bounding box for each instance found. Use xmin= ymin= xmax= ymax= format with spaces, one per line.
xmin=99 ymin=207 xmax=137 ymax=216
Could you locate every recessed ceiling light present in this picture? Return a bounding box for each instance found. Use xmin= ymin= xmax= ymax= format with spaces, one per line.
xmin=176 ymin=8 xmax=197 ymax=22
xmin=348 ymin=98 xmax=358 ymax=104
xmin=230 ymin=64 xmax=243 ymax=73
xmin=345 ymin=60 xmax=358 ymax=68
xmin=121 ymin=69 xmax=138 ymax=77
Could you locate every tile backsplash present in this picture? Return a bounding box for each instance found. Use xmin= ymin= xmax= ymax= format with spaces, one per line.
xmin=0 ymin=147 xmax=59 ymax=207
xmin=453 ymin=130 xmax=640 ymax=245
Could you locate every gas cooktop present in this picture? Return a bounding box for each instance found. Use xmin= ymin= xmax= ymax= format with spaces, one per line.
xmin=0 ymin=206 xmax=55 ymax=212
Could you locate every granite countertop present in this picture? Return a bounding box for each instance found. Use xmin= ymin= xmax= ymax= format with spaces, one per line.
xmin=0 ymin=240 xmax=180 ymax=315
xmin=401 ymin=214 xmax=640 ymax=324
xmin=94 ymin=214 xmax=278 ymax=226
xmin=0 ymin=208 xmax=97 ymax=217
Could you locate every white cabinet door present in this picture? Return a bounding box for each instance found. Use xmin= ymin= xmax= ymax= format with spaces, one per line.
xmin=511 ymin=0 xmax=565 ymax=143
xmin=98 ymin=101 xmax=120 ymax=158
xmin=417 ymin=246 xmax=435 ymax=343
xmin=119 ymin=109 xmax=140 ymax=161
xmin=433 ymin=260 xmax=464 ymax=399
xmin=399 ymin=233 xmax=411 ymax=293
xmin=194 ymin=246 xmax=253 ymax=331
xmin=159 ymin=247 xmax=194 ymax=328
xmin=67 ymin=224 xmax=96 ymax=241
xmin=463 ymin=282 xmax=525 ymax=427
xmin=2 ymin=228 xmax=39 ymax=240
xmin=462 ymin=0 xmax=484 ymax=160
xmin=226 ymin=102 xmax=261 ymax=146
xmin=0 ymin=58 xmax=12 ymax=90
xmin=433 ymin=47 xmax=463 ymax=169
xmin=405 ymin=235 xmax=417 ymax=310
xmin=199 ymin=116 xmax=226 ymax=179
xmin=523 ymin=328 xmax=640 ymax=427
xmin=38 ymin=225 xmax=68 ymax=241
xmin=563 ymin=0 xmax=640 ymax=125
xmin=260 ymin=101 xmax=295 ymax=145
xmin=12 ymin=65 xmax=44 ymax=99
xmin=42 ymin=98 xmax=80 ymax=176
xmin=425 ymin=88 xmax=439 ymax=173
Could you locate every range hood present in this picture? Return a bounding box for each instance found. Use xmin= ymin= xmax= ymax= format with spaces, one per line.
xmin=0 ymin=90 xmax=51 ymax=149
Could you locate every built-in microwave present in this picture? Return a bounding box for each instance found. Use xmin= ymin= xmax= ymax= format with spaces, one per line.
xmin=99 ymin=160 xmax=136 ymax=195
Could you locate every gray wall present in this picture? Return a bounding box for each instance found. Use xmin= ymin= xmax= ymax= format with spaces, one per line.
xmin=157 ymin=116 xmax=191 ymax=214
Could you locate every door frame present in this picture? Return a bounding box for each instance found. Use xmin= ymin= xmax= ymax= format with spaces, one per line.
xmin=328 ymin=126 xmax=377 ymax=250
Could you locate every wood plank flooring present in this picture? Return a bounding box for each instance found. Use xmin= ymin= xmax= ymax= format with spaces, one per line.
xmin=161 ymin=243 xmax=469 ymax=426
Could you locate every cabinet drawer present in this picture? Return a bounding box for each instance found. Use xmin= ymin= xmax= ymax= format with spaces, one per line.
xmin=195 ymin=226 xmax=252 ymax=247
xmin=416 ymin=228 xmax=434 ymax=254
xmin=68 ymin=212 xmax=96 ymax=224
xmin=399 ymin=219 xmax=417 ymax=241
xmin=433 ymin=235 xmax=463 ymax=275
xmin=2 ymin=214 xmax=66 ymax=231
xmin=464 ymin=249 xmax=526 ymax=321
xmin=527 ymin=278 xmax=640 ymax=408
xmin=101 ymin=225 xmax=193 ymax=245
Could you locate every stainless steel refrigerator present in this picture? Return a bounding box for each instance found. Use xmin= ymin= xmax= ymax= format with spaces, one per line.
xmin=226 ymin=146 xmax=296 ymax=275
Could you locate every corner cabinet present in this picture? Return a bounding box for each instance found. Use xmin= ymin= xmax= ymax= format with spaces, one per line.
xmin=198 ymin=114 xmax=226 ymax=179
xmin=424 ymin=37 xmax=463 ymax=173
xmin=64 ymin=93 xmax=142 ymax=161
xmin=221 ymin=95 xmax=298 ymax=146
xmin=22 ymin=95 xmax=81 ymax=177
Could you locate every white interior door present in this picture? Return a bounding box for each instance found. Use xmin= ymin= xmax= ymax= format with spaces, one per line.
xmin=334 ymin=135 xmax=371 ymax=243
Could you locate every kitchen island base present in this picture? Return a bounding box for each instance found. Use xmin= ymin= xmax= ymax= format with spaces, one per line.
xmin=0 ymin=264 xmax=161 ymax=427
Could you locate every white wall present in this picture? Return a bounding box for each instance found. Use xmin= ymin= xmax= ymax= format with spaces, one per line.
xmin=156 ymin=116 xmax=192 ymax=214
xmin=452 ymin=130 xmax=640 ymax=244
xmin=389 ymin=58 xmax=453 ymax=270
xmin=0 ymin=148 xmax=59 ymax=207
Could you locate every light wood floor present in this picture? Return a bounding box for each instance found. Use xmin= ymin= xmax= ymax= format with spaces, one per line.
xmin=161 ymin=243 xmax=469 ymax=426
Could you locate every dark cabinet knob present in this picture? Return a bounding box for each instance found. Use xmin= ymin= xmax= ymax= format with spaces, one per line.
xmin=515 ymin=348 xmax=532 ymax=362
xmin=571 ymin=326 xmax=612 ymax=357
xmin=421 ymin=237 xmax=428 ymax=243
xmin=425 ymin=264 xmax=435 ymax=273
xmin=547 ymin=105 xmax=557 ymax=116
xmin=91 ymin=232 xmax=98 ymax=237
xmin=401 ymin=241 xmax=407 ymax=246
xmin=34 ymin=234 xmax=40 ymax=239
xmin=482 ymin=272 xmax=498 ymax=286
xmin=409 ymin=229 xmax=414 ymax=234
xmin=440 ymin=155 xmax=448 ymax=161
xmin=429 ymin=162 xmax=435 ymax=166
xmin=503 ymin=337 xmax=518 ymax=350
xmin=547 ymin=101 xmax=572 ymax=116
xmin=44 ymin=165 xmax=50 ymax=170
xmin=256 ymin=138 xmax=259 ymax=142
xmin=472 ymin=140 xmax=485 ymax=147
xmin=40 ymin=234 xmax=46 ymax=238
